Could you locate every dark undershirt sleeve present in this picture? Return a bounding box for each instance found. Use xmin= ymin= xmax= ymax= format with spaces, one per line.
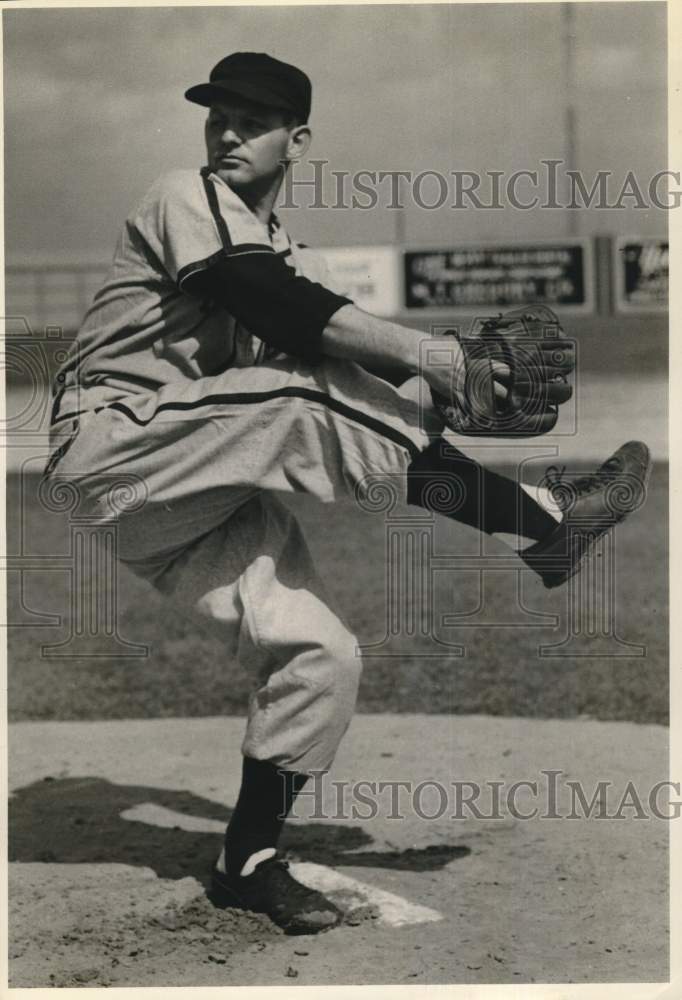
xmin=179 ymin=247 xmax=353 ymax=364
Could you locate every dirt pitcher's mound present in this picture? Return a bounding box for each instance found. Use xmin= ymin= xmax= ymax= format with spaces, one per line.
xmin=8 ymin=714 xmax=670 ymax=987
xmin=9 ymin=863 xmax=285 ymax=988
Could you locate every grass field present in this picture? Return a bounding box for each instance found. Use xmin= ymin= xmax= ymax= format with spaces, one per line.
xmin=6 ymin=466 xmax=668 ymax=725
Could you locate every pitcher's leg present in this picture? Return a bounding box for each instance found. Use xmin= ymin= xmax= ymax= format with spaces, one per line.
xmin=233 ymin=494 xmax=362 ymax=773
xmin=407 ymin=437 xmax=560 ymax=542
xmin=155 ymin=492 xmax=359 ymax=932
xmin=156 ymin=492 xmax=361 ymax=772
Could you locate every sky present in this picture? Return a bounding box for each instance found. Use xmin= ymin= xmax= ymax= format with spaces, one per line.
xmin=2 ymin=2 xmax=668 ymax=263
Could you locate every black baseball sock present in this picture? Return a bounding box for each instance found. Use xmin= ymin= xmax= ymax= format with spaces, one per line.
xmin=407 ymin=438 xmax=558 ymax=541
xmin=223 ymin=756 xmax=309 ymax=878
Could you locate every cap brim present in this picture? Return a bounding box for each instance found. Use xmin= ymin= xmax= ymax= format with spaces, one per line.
xmin=184 ymin=79 xmax=295 ymax=114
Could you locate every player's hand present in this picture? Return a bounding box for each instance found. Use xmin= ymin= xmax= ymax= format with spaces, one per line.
xmin=422 ymin=343 xmax=511 ymax=408
xmin=428 ymin=307 xmax=575 ymax=438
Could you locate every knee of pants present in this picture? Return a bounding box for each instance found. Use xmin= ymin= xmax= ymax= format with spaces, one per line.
xmin=306 ymin=646 xmax=363 ymax=769
xmin=243 ymin=632 xmax=363 ymax=774
xmin=266 ymin=626 xmax=363 ymax=724
xmin=319 ymin=633 xmax=363 ymax=722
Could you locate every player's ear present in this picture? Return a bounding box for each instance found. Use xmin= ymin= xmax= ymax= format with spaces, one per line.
xmin=286 ymin=124 xmax=311 ymax=161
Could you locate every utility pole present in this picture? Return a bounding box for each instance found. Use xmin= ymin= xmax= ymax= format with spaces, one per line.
xmin=394 ymin=205 xmax=406 ymax=247
xmin=563 ymin=2 xmax=578 ymax=237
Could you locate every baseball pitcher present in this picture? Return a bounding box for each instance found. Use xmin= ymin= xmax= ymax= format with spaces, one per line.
xmin=44 ymin=52 xmax=651 ymax=934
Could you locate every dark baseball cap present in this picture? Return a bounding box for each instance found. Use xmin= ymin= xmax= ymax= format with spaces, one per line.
xmin=185 ymin=52 xmax=311 ymax=122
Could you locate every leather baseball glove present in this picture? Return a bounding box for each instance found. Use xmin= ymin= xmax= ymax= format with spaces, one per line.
xmin=430 ymin=304 xmax=575 ymax=437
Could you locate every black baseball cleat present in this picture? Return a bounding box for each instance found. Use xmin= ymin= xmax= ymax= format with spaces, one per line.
xmin=520 ymin=441 xmax=652 ymax=589
xmin=209 ymin=854 xmax=343 ymax=935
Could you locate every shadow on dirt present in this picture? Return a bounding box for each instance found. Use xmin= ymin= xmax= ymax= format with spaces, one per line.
xmin=9 ymin=776 xmax=470 ymax=885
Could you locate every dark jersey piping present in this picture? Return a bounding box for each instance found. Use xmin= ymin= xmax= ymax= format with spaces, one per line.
xmin=200 ymin=168 xmax=232 ymax=248
xmin=97 ymin=387 xmax=419 ymax=459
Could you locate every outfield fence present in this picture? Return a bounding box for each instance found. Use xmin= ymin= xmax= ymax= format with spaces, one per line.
xmin=5 ymin=262 xmax=110 ymax=338
xmin=3 ymin=248 xmax=668 ymax=387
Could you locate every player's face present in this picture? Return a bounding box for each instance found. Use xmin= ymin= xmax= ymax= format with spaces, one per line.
xmin=205 ymin=97 xmax=309 ymax=192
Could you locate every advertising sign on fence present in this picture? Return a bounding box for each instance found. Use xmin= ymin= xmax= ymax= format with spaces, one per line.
xmin=614 ymin=238 xmax=668 ymax=313
xmin=317 ymin=246 xmax=401 ymax=316
xmin=403 ymin=240 xmax=592 ymax=313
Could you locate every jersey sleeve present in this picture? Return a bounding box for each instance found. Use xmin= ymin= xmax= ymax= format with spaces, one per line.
xmin=131 ymin=169 xmax=274 ymax=286
xmin=131 ymin=170 xmax=353 ymax=363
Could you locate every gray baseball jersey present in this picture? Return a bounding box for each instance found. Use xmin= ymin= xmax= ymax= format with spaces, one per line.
xmin=51 ymin=168 xmax=341 ymax=422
